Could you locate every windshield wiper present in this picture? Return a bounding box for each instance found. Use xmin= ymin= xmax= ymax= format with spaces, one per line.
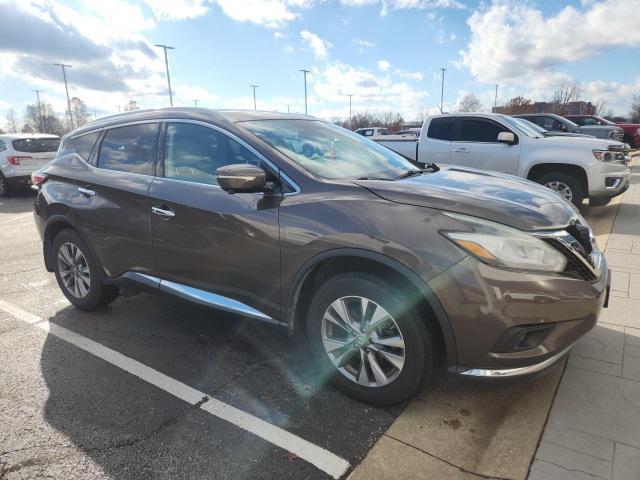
xmin=394 ymin=162 xmax=439 ymax=180
xmin=356 ymin=176 xmax=392 ymax=180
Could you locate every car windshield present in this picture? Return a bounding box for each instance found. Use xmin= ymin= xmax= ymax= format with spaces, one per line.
xmin=12 ymin=137 xmax=60 ymax=153
xmin=499 ymin=115 xmax=544 ymax=138
xmin=594 ymin=116 xmax=615 ymax=126
xmin=241 ymin=119 xmax=417 ymax=180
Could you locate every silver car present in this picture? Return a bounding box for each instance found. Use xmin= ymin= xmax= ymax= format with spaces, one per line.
xmin=515 ymin=113 xmax=624 ymax=142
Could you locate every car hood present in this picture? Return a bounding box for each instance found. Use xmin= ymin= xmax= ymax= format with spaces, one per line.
xmin=354 ymin=166 xmax=577 ymax=231
xmin=541 ymin=135 xmax=626 ymax=150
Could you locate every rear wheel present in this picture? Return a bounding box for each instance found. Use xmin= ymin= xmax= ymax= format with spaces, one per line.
xmin=52 ymin=229 xmax=119 ymax=310
xmin=535 ymin=172 xmax=585 ymax=207
xmin=306 ymin=272 xmax=437 ymax=405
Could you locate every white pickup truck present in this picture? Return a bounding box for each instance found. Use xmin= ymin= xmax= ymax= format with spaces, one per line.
xmin=373 ymin=113 xmax=631 ymax=207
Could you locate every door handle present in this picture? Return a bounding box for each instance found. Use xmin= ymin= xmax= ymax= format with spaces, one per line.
xmin=152 ymin=206 xmax=175 ymax=219
xmin=453 ymin=147 xmax=470 ymax=153
xmin=77 ymin=187 xmax=96 ymax=196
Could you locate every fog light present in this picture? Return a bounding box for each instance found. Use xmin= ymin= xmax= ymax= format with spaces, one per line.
xmin=605 ymin=177 xmax=622 ymax=188
xmin=492 ymin=324 xmax=554 ymax=353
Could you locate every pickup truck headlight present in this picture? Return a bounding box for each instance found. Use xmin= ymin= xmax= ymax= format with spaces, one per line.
xmin=593 ymin=149 xmax=626 ymax=162
xmin=441 ymin=212 xmax=567 ymax=273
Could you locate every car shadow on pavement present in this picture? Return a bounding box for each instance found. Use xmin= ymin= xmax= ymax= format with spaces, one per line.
xmin=38 ymin=292 xmax=405 ymax=479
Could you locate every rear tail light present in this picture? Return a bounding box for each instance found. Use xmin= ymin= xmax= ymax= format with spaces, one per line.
xmin=7 ymin=155 xmax=32 ymax=165
xmin=31 ymin=172 xmax=48 ymax=187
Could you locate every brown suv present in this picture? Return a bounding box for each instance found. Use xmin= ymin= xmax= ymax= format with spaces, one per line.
xmin=32 ymin=109 xmax=610 ymax=405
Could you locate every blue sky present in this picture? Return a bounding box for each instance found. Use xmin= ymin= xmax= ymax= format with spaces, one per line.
xmin=1 ymin=0 xmax=639 ymax=128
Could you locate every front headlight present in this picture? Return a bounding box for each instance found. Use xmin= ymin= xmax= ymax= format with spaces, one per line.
xmin=593 ymin=149 xmax=626 ymax=162
xmin=441 ymin=212 xmax=567 ymax=273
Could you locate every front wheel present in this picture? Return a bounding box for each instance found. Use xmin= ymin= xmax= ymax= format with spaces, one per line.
xmin=52 ymin=229 xmax=119 ymax=310
xmin=306 ymin=272 xmax=437 ymax=405
xmin=535 ymin=172 xmax=585 ymax=207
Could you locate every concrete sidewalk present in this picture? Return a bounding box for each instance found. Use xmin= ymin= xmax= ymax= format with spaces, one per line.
xmin=528 ymin=160 xmax=640 ymax=480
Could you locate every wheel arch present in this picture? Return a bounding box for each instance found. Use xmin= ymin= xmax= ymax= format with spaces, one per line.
xmin=43 ymin=215 xmax=98 ymax=274
xmin=526 ymin=162 xmax=589 ymax=195
xmin=286 ymin=248 xmax=457 ymax=367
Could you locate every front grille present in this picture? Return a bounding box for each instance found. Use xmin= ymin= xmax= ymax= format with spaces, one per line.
xmin=566 ymin=224 xmax=593 ymax=255
xmin=542 ymin=237 xmax=597 ymax=282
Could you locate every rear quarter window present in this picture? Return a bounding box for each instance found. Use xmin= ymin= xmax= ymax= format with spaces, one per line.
xmin=72 ymin=132 xmax=101 ymax=161
xmin=97 ymin=123 xmax=158 ymax=175
xmin=12 ymin=138 xmax=60 ymax=153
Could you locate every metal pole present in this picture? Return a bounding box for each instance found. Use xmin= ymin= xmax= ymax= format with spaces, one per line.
xmin=440 ymin=68 xmax=446 ymax=114
xmin=193 ymin=99 xmax=198 ymax=107
xmin=287 ymin=104 xmax=291 ymax=113
xmin=53 ymin=63 xmax=73 ymax=129
xmin=154 ymin=44 xmax=175 ymax=106
xmin=250 ymin=85 xmax=258 ymax=110
xmin=31 ymin=89 xmax=45 ymax=133
xmin=300 ymin=69 xmax=310 ymax=115
xmin=347 ymin=94 xmax=353 ymax=129
xmin=494 ymin=84 xmax=499 ymax=109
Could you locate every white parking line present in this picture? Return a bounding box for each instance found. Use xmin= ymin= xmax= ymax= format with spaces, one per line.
xmin=0 ymin=300 xmax=351 ymax=479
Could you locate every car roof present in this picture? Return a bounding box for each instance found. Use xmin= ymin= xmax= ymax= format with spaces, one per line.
xmin=427 ymin=112 xmax=508 ymax=120
xmin=72 ymin=108 xmax=317 ymax=137
xmin=0 ymin=133 xmax=60 ymax=140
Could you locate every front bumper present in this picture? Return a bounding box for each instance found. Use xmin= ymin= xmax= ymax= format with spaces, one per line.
xmin=428 ymin=254 xmax=608 ymax=376
xmin=587 ymin=162 xmax=631 ymax=199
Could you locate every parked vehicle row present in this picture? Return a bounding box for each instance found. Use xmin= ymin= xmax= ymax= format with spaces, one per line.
xmin=375 ymin=112 xmax=630 ymax=207
xmin=515 ymin=113 xmax=624 ymax=142
xmin=565 ymin=114 xmax=640 ymax=148
xmin=32 ymin=108 xmax=610 ymax=405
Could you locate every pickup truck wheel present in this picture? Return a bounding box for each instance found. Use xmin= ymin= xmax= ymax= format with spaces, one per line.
xmin=52 ymin=229 xmax=119 ymax=310
xmin=306 ymin=272 xmax=436 ymax=405
xmin=535 ymin=173 xmax=584 ymax=207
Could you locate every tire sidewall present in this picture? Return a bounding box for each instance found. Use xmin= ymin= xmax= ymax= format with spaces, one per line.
xmin=306 ymin=273 xmax=433 ymax=405
xmin=536 ymin=172 xmax=584 ymax=207
xmin=52 ymin=229 xmax=107 ymax=310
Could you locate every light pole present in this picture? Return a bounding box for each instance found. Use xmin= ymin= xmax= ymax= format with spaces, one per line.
xmin=440 ymin=67 xmax=446 ymax=114
xmin=494 ymin=84 xmax=500 ymax=110
xmin=250 ymin=84 xmax=258 ymax=110
xmin=287 ymin=104 xmax=291 ymax=113
xmin=154 ymin=44 xmax=175 ymax=106
xmin=346 ymin=94 xmax=353 ymax=129
xmin=31 ymin=89 xmax=45 ymax=132
xmin=300 ymin=69 xmax=310 ymax=115
xmin=53 ymin=63 xmax=73 ymax=129
xmin=193 ymin=99 xmax=199 ymax=107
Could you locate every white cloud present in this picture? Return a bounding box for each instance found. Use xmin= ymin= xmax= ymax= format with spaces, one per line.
xmin=394 ymin=69 xmax=423 ymax=81
xmin=309 ymin=61 xmax=428 ymax=120
xmin=340 ymin=0 xmax=464 ymax=16
xmin=212 ymin=0 xmax=316 ymax=28
xmin=300 ymin=30 xmax=332 ymax=59
xmin=143 ymin=0 xmax=208 ymax=20
xmin=377 ymin=60 xmax=391 ymax=71
xmin=461 ymin=0 xmax=640 ymax=83
xmin=353 ymin=38 xmax=376 ymax=48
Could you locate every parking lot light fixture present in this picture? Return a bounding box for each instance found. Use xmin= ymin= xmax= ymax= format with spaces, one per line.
xmin=31 ymin=89 xmax=45 ymax=133
xmin=154 ymin=44 xmax=175 ymax=107
xmin=440 ymin=67 xmax=446 ymax=114
xmin=53 ymin=63 xmax=73 ymax=129
xmin=495 ymin=84 xmax=500 ymax=109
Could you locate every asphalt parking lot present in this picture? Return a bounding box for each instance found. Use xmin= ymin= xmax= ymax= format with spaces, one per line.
xmin=0 ymin=190 xmax=622 ymax=479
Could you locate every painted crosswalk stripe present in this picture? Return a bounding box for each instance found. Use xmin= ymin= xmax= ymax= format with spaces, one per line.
xmin=0 ymin=300 xmax=351 ymax=479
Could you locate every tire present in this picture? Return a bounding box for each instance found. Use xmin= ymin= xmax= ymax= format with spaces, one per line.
xmin=0 ymin=173 xmax=10 ymax=197
xmin=534 ymin=172 xmax=585 ymax=207
xmin=52 ymin=229 xmax=119 ymax=310
xmin=306 ymin=272 xmax=437 ymax=405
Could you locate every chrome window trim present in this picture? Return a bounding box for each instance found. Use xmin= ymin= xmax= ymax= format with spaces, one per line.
xmin=120 ymin=272 xmax=283 ymax=326
xmin=72 ymin=118 xmax=301 ymax=195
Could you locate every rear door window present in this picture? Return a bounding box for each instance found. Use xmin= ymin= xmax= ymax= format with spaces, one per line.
xmin=97 ymin=123 xmax=158 ymax=175
xmin=72 ymin=132 xmax=101 ymax=161
xmin=427 ymin=118 xmax=454 ymax=141
xmin=458 ymin=118 xmax=507 ymax=142
xmin=12 ymin=138 xmax=60 ymax=153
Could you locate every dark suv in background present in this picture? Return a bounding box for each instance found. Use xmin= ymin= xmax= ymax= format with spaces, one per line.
xmin=32 ymin=109 xmax=609 ymax=405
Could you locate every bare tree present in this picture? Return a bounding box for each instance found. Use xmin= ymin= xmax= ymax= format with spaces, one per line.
xmin=124 ymin=100 xmax=140 ymax=112
xmin=68 ymin=97 xmax=91 ymax=126
xmin=630 ymin=95 xmax=640 ymax=123
xmin=553 ymin=81 xmax=583 ymax=114
xmin=456 ymin=93 xmax=482 ymax=112
xmin=502 ymin=96 xmax=535 ymax=115
xmin=5 ymin=108 xmax=18 ymax=133
xmin=24 ymin=103 xmax=65 ymax=135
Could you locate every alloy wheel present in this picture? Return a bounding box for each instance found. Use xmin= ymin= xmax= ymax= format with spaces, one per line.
xmin=321 ymin=296 xmax=405 ymax=387
xmin=57 ymin=242 xmax=91 ymax=298
xmin=544 ymin=180 xmax=573 ymax=202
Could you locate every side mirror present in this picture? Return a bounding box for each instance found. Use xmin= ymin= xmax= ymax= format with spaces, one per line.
xmin=497 ymin=132 xmax=516 ymax=144
xmin=216 ymin=164 xmax=268 ymax=193
xmin=558 ymin=123 xmax=567 ymax=132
